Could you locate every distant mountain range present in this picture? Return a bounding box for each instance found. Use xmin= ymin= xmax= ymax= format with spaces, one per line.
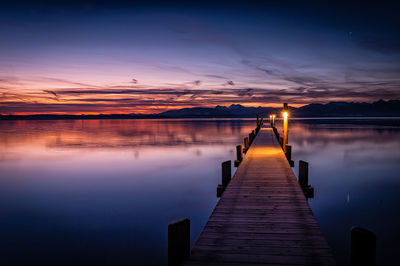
xmin=159 ymin=100 xmax=400 ymax=118
xmin=1 ymin=100 xmax=399 ymax=120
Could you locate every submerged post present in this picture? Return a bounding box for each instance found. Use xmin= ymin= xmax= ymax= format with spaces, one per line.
xmin=234 ymin=144 xmax=243 ymax=167
xmin=168 ymin=218 xmax=190 ymax=266
xmin=350 ymin=227 xmax=376 ymax=266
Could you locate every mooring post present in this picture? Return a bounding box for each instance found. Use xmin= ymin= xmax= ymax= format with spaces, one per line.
xmin=350 ymin=227 xmax=376 ymax=266
xmin=299 ymin=160 xmax=314 ymax=198
xmin=299 ymin=160 xmax=308 ymax=189
xmin=168 ymin=218 xmax=190 ymax=266
xmin=234 ymin=144 xmax=243 ymax=167
xmin=285 ymin=144 xmax=294 ymax=167
xmin=222 ymin=160 xmax=231 ymax=187
xmin=244 ymin=137 xmax=249 ymax=152
xmin=217 ymin=160 xmax=231 ymax=197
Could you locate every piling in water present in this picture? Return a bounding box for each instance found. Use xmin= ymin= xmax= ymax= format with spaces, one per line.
xmin=222 ymin=160 xmax=231 ymax=187
xmin=234 ymin=145 xmax=243 ymax=167
xmin=168 ymin=218 xmax=190 ymax=266
xmin=350 ymin=227 xmax=376 ymax=266
xmin=249 ymin=132 xmax=254 ymax=145
xmin=299 ymin=160 xmax=308 ymax=188
xmin=217 ymin=160 xmax=231 ymax=197
xmin=244 ymin=137 xmax=249 ymax=152
xmin=299 ymin=160 xmax=314 ymax=198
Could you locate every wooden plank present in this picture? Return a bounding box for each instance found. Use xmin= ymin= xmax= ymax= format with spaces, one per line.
xmin=183 ymin=126 xmax=335 ymax=265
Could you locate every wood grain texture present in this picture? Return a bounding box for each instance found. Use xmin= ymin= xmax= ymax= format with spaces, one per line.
xmin=183 ymin=126 xmax=335 ymax=265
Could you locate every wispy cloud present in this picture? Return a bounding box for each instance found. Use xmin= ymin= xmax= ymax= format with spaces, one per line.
xmin=43 ymin=90 xmax=58 ymax=97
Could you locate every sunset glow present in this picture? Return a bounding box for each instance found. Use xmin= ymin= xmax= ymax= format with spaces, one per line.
xmin=1 ymin=1 xmax=399 ymax=115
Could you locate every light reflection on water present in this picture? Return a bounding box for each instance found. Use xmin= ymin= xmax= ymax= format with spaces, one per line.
xmin=277 ymin=119 xmax=400 ymax=266
xmin=0 ymin=119 xmax=399 ymax=265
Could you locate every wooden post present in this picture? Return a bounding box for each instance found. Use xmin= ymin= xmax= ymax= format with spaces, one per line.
xmin=236 ymin=145 xmax=243 ymax=161
xmin=350 ymin=227 xmax=376 ymax=266
xmin=298 ymin=160 xmax=308 ymax=189
xmin=272 ymin=114 xmax=276 ymax=128
xmin=298 ymin=160 xmax=314 ymax=198
xmin=285 ymin=144 xmax=294 ymax=167
xmin=244 ymin=137 xmax=249 ymax=151
xmin=279 ymin=136 xmax=283 ymax=148
xmin=222 ymin=160 xmax=231 ymax=187
xmin=217 ymin=160 xmax=231 ymax=197
xmin=283 ymin=103 xmax=289 ymax=152
xmin=234 ymin=144 xmax=243 ymax=167
xmin=168 ymin=218 xmax=190 ymax=266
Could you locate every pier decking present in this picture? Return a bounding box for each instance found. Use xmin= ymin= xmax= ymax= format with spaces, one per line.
xmin=184 ymin=126 xmax=335 ymax=265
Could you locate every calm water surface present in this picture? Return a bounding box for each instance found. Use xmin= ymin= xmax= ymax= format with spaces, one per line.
xmin=0 ymin=119 xmax=399 ymax=265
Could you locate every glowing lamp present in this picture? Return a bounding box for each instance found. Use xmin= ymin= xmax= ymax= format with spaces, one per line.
xmin=283 ymin=112 xmax=288 ymax=119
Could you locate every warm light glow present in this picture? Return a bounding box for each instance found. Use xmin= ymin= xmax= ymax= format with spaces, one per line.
xmin=283 ymin=112 xmax=288 ymax=119
xmin=272 ymin=114 xmax=276 ymax=119
xmin=253 ymin=147 xmax=282 ymax=156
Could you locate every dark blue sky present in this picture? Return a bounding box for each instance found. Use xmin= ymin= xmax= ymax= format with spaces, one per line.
xmin=1 ymin=0 xmax=399 ymax=114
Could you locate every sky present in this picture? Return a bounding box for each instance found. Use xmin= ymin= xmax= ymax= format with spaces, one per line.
xmin=1 ymin=0 xmax=400 ymax=114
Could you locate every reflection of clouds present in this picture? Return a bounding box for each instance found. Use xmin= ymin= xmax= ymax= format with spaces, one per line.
xmin=0 ymin=153 xmax=21 ymax=162
xmin=289 ymin=120 xmax=400 ymax=166
xmin=0 ymin=119 xmax=257 ymax=151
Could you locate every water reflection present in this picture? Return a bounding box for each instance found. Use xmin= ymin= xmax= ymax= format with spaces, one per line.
xmin=285 ymin=119 xmax=400 ymax=266
xmin=0 ymin=119 xmax=399 ymax=265
xmin=0 ymin=119 xmax=256 ymax=266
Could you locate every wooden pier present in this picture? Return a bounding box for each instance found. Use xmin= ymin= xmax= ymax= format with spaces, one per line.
xmin=183 ymin=125 xmax=335 ymax=265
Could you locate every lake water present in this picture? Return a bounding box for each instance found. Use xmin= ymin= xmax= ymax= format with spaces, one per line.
xmin=0 ymin=118 xmax=399 ymax=265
